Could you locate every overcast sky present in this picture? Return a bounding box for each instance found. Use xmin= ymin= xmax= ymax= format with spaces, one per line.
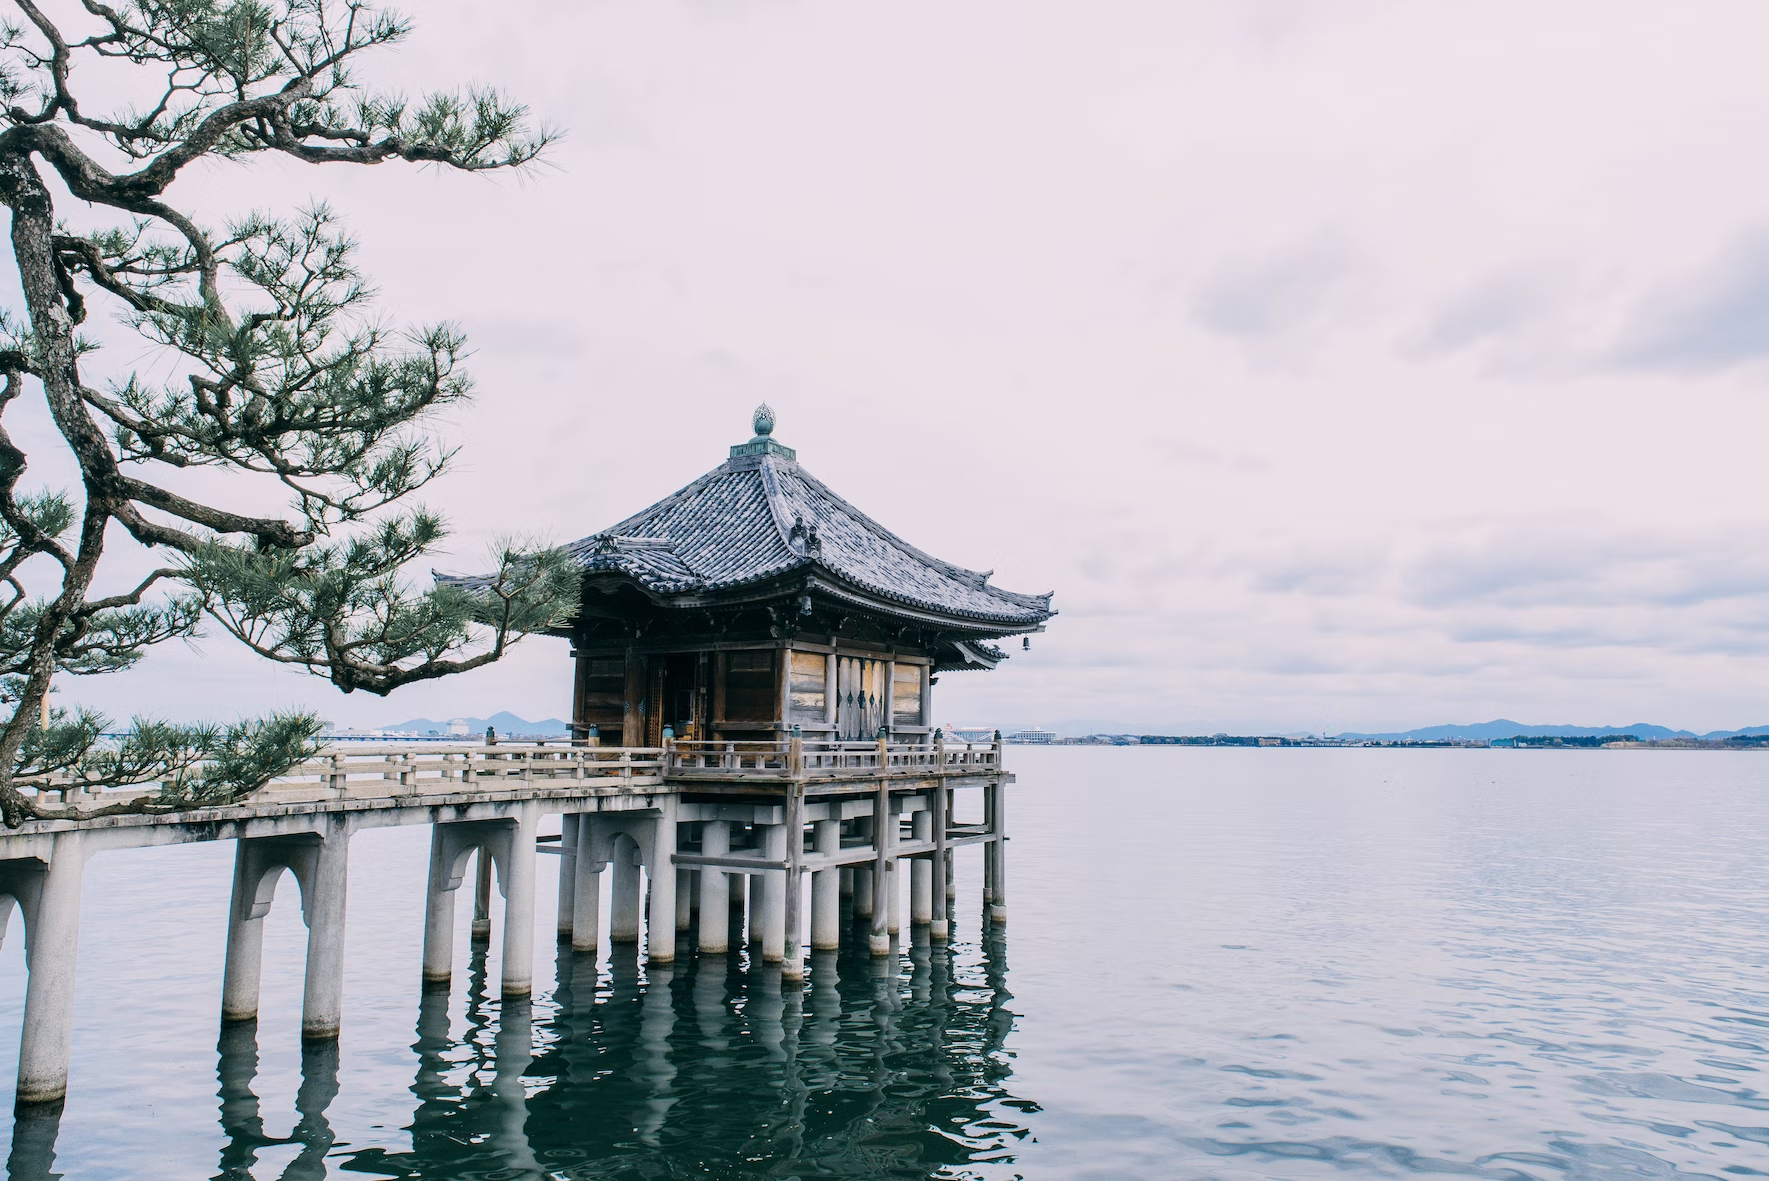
xmin=25 ymin=1 xmax=1769 ymax=735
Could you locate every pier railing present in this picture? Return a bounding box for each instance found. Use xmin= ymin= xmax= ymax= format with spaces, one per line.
xmin=14 ymin=734 xmax=1005 ymax=809
xmin=17 ymin=742 xmax=668 ymax=808
xmin=664 ymin=738 xmax=1000 ymax=778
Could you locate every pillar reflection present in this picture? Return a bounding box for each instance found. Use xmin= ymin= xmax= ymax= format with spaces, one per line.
xmin=210 ymin=1022 xmax=339 ymax=1181
xmin=4 ymin=1102 xmax=62 ymax=1181
xmin=323 ymin=928 xmax=1030 ymax=1179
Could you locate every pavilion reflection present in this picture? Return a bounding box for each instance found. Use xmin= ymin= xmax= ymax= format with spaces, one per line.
xmin=334 ymin=924 xmax=1029 ymax=1179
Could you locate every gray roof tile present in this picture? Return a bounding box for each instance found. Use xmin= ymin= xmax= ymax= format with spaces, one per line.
xmin=556 ymin=452 xmax=1054 ymax=628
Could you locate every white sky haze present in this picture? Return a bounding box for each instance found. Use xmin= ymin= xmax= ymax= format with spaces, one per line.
xmin=23 ymin=1 xmax=1769 ymax=735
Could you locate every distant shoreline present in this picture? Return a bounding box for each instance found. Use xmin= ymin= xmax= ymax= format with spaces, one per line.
xmin=1009 ymin=735 xmax=1769 ymax=750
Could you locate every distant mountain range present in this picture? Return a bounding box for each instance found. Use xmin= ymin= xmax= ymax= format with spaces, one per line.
xmin=1334 ymin=719 xmax=1769 ymax=742
xmin=380 ymin=712 xmax=570 ymax=737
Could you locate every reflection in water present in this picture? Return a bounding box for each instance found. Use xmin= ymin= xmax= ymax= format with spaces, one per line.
xmin=4 ymin=1103 xmax=63 ymax=1181
xmin=213 ymin=1023 xmax=339 ymax=1180
xmin=274 ymin=922 xmax=1030 ymax=1180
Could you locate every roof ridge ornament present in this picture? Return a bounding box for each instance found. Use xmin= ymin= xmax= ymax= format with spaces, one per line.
xmin=729 ymin=403 xmax=797 ymax=461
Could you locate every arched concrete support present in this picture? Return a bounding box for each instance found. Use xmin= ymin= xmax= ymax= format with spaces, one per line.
xmin=420 ymin=822 xmax=490 ymax=988
xmin=417 ymin=809 xmax=539 ymax=998
xmin=698 ymin=821 xmax=730 ymax=954
xmin=1 ymin=833 xmax=85 ymax=1108
xmin=571 ymin=816 xmax=604 ymax=953
xmin=222 ymin=844 xmax=289 ymax=1022
xmin=215 ymin=821 xmax=352 ymax=1041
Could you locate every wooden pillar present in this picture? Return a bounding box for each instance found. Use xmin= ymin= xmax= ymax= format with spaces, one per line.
xmin=622 ymin=650 xmax=645 ymax=748
xmin=823 ymin=652 xmax=838 ymax=731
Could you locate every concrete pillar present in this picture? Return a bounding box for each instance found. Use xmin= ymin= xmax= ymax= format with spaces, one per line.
xmin=870 ymin=784 xmax=891 ymax=956
xmin=699 ymin=821 xmax=730 ymax=954
xmin=610 ymin=838 xmax=642 ymax=943
xmin=675 ymin=869 xmax=694 ymax=933
xmin=557 ymin=814 xmax=580 ymax=942
xmin=989 ymin=782 xmax=1007 ymax=925
xmin=421 ymin=827 xmax=457 ymax=989
xmin=810 ymin=819 xmax=840 ymax=951
xmin=760 ymin=824 xmax=786 ymax=963
xmin=645 ymin=809 xmax=678 ymax=964
xmin=911 ymin=810 xmax=932 ymax=926
xmin=222 ymin=844 xmax=276 ymax=1022
xmin=498 ymin=806 xmax=538 ymax=997
xmin=983 ymin=782 xmax=996 ymax=917
xmin=886 ymin=858 xmax=900 ymax=936
xmin=571 ymin=819 xmax=601 ymax=953
xmin=853 ymin=864 xmax=873 ymax=919
xmin=930 ymin=791 xmax=950 ymax=944
xmin=299 ymin=826 xmax=350 ymax=1042
xmin=472 ymin=849 xmax=493 ymax=943
xmin=16 ymin=835 xmax=86 ymax=1106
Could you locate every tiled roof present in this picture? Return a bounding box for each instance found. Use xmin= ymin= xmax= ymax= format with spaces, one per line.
xmin=552 ymin=448 xmax=1055 ymax=629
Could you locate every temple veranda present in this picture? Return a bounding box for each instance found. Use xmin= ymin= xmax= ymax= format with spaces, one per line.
xmin=0 ymin=737 xmax=1011 ymax=1107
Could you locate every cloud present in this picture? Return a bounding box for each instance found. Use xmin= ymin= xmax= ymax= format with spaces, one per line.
xmin=1192 ymin=233 xmax=1363 ymax=340
xmin=1409 ymin=273 xmax=1554 ymax=357
xmin=1611 ymin=231 xmax=1769 ymax=371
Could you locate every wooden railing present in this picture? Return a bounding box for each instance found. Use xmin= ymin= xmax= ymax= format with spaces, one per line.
xmin=17 ymin=743 xmax=668 ymax=807
xmin=664 ymin=738 xmax=1001 ymax=777
xmin=14 ymin=733 xmax=1005 ymax=809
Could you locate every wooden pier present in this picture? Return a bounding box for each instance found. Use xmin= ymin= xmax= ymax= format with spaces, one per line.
xmin=0 ymin=734 xmax=1009 ymax=1108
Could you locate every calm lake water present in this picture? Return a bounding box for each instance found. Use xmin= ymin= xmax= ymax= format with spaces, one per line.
xmin=2 ymin=748 xmax=1768 ymax=1179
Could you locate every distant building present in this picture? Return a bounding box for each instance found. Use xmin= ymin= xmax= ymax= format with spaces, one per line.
xmin=447 ymin=718 xmax=470 ymax=737
xmin=948 ymin=726 xmax=996 ymax=743
xmin=1004 ymin=728 xmax=1055 ymax=745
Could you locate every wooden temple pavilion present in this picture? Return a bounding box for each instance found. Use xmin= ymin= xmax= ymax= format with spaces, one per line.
xmin=553 ymin=404 xmax=1055 ymax=749
xmin=0 ymin=410 xmax=1058 ymax=1111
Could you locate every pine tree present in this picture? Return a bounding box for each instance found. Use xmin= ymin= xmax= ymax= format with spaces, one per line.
xmin=0 ymin=1 xmax=577 ymax=824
